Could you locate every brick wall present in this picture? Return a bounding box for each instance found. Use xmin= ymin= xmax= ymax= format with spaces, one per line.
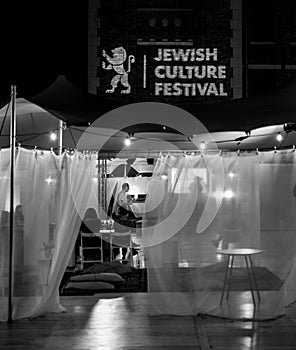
xmin=90 ymin=0 xmax=235 ymax=103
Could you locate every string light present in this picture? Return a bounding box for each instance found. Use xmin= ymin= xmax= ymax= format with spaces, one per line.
xmin=224 ymin=190 xmax=234 ymax=199
xmin=50 ymin=132 xmax=57 ymax=141
xmin=124 ymin=132 xmax=135 ymax=146
xmin=124 ymin=137 xmax=131 ymax=146
xmin=45 ymin=176 xmax=54 ymax=185
xmin=276 ymin=133 xmax=283 ymax=142
xmin=199 ymin=141 xmax=206 ymax=150
xmin=71 ymin=123 xmax=296 ymax=153
xmin=284 ymin=123 xmax=296 ymax=133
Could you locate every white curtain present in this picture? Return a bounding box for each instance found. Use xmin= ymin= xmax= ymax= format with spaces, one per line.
xmin=146 ymin=151 xmax=296 ymax=319
xmin=0 ymin=148 xmax=97 ymax=321
xmin=259 ymin=151 xmax=296 ymax=312
xmin=1 ymin=147 xmax=296 ymax=321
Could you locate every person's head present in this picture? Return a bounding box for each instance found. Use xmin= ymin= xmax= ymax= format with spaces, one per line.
xmin=15 ymin=205 xmax=24 ymax=219
xmin=122 ymin=183 xmax=129 ymax=192
xmin=15 ymin=205 xmax=23 ymax=214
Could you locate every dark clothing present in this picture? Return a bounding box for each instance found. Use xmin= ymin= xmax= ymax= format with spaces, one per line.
xmin=112 ymin=206 xmax=138 ymax=232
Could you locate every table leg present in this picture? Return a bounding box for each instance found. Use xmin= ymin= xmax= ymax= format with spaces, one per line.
xmin=244 ymin=255 xmax=256 ymax=306
xmin=220 ymin=255 xmax=231 ymax=305
xmin=227 ymin=255 xmax=234 ymax=300
xmin=110 ymin=235 xmax=113 ymax=262
xmin=248 ymin=255 xmax=261 ymax=301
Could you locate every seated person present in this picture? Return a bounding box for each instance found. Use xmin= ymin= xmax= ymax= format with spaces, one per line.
xmin=112 ymin=183 xmax=141 ymax=228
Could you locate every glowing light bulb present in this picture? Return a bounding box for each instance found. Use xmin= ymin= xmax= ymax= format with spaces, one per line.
xmin=50 ymin=132 xmax=57 ymax=141
xmin=276 ymin=133 xmax=283 ymax=142
xmin=200 ymin=141 xmax=206 ymax=150
xmin=45 ymin=176 xmax=53 ymax=185
xmin=224 ymin=190 xmax=234 ymax=199
xmin=124 ymin=138 xmax=131 ymax=146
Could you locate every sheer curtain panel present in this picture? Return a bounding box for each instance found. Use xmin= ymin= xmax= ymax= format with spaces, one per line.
xmin=0 ymin=148 xmax=97 ymax=321
xmin=145 ymin=151 xmax=296 ymax=319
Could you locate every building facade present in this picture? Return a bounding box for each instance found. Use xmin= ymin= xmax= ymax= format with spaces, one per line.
xmin=247 ymin=0 xmax=296 ymax=95
xmin=88 ymin=0 xmax=296 ymax=103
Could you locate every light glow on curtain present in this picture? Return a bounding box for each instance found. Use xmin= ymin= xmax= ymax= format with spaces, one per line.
xmin=0 ymin=148 xmax=97 ymax=321
xmin=1 ymin=147 xmax=296 ymax=321
xmin=146 ymin=151 xmax=296 ymax=320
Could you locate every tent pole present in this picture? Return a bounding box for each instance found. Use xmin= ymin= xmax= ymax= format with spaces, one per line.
xmin=58 ymin=120 xmax=63 ymax=155
xmin=8 ymin=85 xmax=16 ymax=323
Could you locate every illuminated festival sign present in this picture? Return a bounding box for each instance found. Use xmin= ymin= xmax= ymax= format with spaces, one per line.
xmin=101 ymin=46 xmax=230 ymax=99
xmin=151 ymin=48 xmax=227 ymax=97
xmin=101 ymin=47 xmax=135 ymax=95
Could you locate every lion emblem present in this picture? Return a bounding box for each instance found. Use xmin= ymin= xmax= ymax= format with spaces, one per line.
xmin=102 ymin=47 xmax=135 ymax=94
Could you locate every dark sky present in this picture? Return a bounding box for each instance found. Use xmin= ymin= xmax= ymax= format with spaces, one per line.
xmin=0 ymin=1 xmax=88 ymax=105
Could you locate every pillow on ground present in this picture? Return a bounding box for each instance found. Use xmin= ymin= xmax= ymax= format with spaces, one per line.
xmin=65 ymin=281 xmax=115 ymax=290
xmin=80 ymin=262 xmax=134 ymax=276
xmin=71 ymin=272 xmax=124 ymax=283
xmin=107 ymin=262 xmax=134 ymax=275
xmin=95 ymin=272 xmax=124 ymax=282
xmin=71 ymin=274 xmax=97 ymax=282
xmin=80 ymin=263 xmax=112 ymax=275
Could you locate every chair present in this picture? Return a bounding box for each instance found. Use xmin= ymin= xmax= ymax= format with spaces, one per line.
xmin=79 ymin=231 xmax=103 ymax=270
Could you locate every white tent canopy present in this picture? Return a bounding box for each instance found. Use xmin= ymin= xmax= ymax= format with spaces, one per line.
xmin=0 ymin=98 xmax=61 ymax=149
xmin=1 ymin=98 xmax=296 ymax=153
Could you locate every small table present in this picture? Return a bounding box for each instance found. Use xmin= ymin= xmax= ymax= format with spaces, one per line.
xmin=100 ymin=228 xmax=133 ymax=264
xmin=109 ymin=231 xmax=133 ymax=265
xmin=218 ymin=248 xmax=263 ymax=306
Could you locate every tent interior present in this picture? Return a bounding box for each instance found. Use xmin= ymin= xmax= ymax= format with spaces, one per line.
xmin=1 ymin=79 xmax=296 ymax=322
xmin=1 ymin=148 xmax=296 ymax=322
